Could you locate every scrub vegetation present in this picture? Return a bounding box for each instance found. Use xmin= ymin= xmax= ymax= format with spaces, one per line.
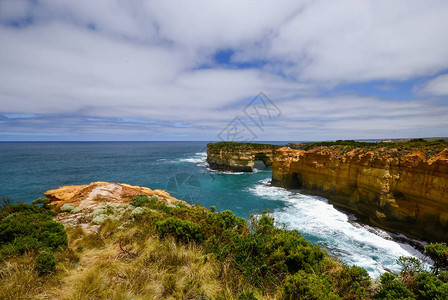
xmin=300 ymin=139 xmax=448 ymax=157
xmin=0 ymin=195 xmax=447 ymax=299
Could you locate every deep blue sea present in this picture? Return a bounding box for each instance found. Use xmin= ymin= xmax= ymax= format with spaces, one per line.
xmin=0 ymin=141 xmax=426 ymax=277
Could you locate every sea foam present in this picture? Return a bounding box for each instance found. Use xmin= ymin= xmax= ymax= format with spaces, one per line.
xmin=248 ymin=178 xmax=428 ymax=278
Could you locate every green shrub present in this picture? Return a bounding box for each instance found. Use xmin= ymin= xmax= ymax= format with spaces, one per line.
xmin=206 ymin=215 xmax=324 ymax=287
xmin=60 ymin=203 xmax=76 ymax=213
xmin=130 ymin=194 xmax=151 ymax=207
xmin=156 ymin=217 xmax=204 ymax=243
xmin=130 ymin=194 xmax=161 ymax=207
xmin=31 ymin=197 xmax=52 ymax=209
xmin=397 ymin=256 xmax=424 ymax=276
xmin=0 ymin=204 xmax=67 ymax=256
xmin=374 ymin=272 xmax=416 ymax=299
xmin=282 ymin=271 xmax=340 ymax=299
xmin=425 ymin=243 xmax=448 ymax=274
xmin=415 ymin=271 xmax=448 ymax=299
xmin=333 ymin=265 xmax=371 ymax=299
xmin=35 ymin=252 xmax=57 ymax=275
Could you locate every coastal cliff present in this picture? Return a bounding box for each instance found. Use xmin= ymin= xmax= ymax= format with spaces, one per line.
xmin=45 ymin=181 xmax=188 ymax=232
xmin=272 ymin=145 xmax=448 ymax=242
xmin=207 ymin=142 xmax=280 ymax=172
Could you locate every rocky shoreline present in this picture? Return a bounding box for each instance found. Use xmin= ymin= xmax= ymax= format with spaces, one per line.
xmin=207 ymin=141 xmax=448 ymax=242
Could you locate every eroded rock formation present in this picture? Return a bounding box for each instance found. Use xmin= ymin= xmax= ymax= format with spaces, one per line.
xmin=45 ymin=181 xmax=187 ymax=232
xmin=207 ymin=142 xmax=281 ymax=172
xmin=272 ymin=146 xmax=448 ymax=242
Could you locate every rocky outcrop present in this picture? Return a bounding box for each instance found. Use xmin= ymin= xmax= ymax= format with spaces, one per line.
xmin=207 ymin=142 xmax=281 ymax=172
xmin=45 ymin=182 xmax=188 ymax=232
xmin=272 ymin=146 xmax=448 ymax=242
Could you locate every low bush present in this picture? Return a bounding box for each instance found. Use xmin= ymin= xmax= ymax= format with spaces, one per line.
xmin=332 ymin=265 xmax=371 ymax=299
xmin=206 ymin=212 xmax=325 ymax=288
xmin=283 ymin=271 xmax=340 ymax=299
xmin=130 ymin=194 xmax=151 ymax=207
xmin=415 ymin=271 xmax=448 ymax=299
xmin=156 ymin=217 xmax=205 ymax=243
xmin=0 ymin=203 xmax=67 ymax=256
xmin=425 ymin=242 xmax=448 ymax=274
xmin=35 ymin=252 xmax=57 ymax=275
xmin=374 ymin=272 xmax=416 ymax=299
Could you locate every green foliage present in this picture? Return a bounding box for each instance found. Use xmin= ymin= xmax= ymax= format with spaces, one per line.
xmin=35 ymin=252 xmax=57 ymax=275
xmin=425 ymin=243 xmax=448 ymax=274
xmin=397 ymin=256 xmax=424 ymax=276
xmin=0 ymin=196 xmax=12 ymax=212
xmin=282 ymin=271 xmax=340 ymax=299
xmin=415 ymin=271 xmax=448 ymax=299
xmin=32 ymin=197 xmax=52 ymax=209
xmin=300 ymin=139 xmax=448 ymax=158
xmin=0 ymin=203 xmax=67 ymax=256
xmin=156 ymin=217 xmax=205 ymax=243
xmin=207 ymin=142 xmax=281 ymax=151
xmin=333 ymin=265 xmax=371 ymax=299
xmin=206 ymin=213 xmax=324 ymax=287
xmin=130 ymin=194 xmax=151 ymax=207
xmin=208 ymin=209 xmax=245 ymax=235
xmin=374 ymin=272 xmax=416 ymax=299
xmin=238 ymin=290 xmax=257 ymax=300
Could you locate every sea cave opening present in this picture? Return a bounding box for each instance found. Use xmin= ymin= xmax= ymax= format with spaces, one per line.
xmin=254 ymin=153 xmax=270 ymax=170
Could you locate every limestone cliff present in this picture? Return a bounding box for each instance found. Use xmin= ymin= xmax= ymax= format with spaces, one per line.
xmin=272 ymin=146 xmax=448 ymax=242
xmin=207 ymin=142 xmax=281 ymax=172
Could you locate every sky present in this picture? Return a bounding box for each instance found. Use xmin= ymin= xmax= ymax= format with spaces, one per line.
xmin=0 ymin=0 xmax=448 ymax=141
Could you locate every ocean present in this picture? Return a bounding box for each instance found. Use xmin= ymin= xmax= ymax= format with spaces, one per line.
xmin=0 ymin=141 xmax=427 ymax=277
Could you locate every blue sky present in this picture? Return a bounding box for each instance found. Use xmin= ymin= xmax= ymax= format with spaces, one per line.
xmin=0 ymin=0 xmax=447 ymax=141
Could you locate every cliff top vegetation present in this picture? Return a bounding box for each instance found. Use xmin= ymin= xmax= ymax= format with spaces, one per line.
xmin=294 ymin=139 xmax=448 ymax=158
xmin=1 ymin=193 xmax=448 ymax=299
xmin=207 ymin=142 xmax=281 ymax=151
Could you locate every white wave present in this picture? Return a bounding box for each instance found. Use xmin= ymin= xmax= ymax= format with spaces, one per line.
xmin=247 ymin=178 xmax=428 ymax=278
xmin=206 ymin=167 xmax=266 ymax=175
xmin=206 ymin=168 xmax=245 ymax=175
xmin=179 ymin=157 xmax=205 ymax=164
xmin=178 ymin=152 xmax=208 ymax=167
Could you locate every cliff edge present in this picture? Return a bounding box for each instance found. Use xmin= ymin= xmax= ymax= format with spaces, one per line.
xmin=45 ymin=181 xmax=188 ymax=232
xmin=272 ymin=144 xmax=448 ymax=242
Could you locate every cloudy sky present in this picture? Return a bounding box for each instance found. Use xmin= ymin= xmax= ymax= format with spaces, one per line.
xmin=1 ymin=0 xmax=447 ymax=141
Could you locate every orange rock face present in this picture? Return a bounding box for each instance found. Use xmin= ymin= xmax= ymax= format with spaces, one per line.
xmin=207 ymin=144 xmax=280 ymax=172
xmin=45 ymin=181 xmax=186 ymax=209
xmin=272 ymin=146 xmax=448 ymax=242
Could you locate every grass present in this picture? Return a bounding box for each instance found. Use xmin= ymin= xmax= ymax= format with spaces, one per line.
xmin=1 ymin=197 xmax=448 ymax=299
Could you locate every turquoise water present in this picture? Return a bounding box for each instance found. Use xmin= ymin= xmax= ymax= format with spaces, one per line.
xmin=0 ymin=142 xmax=426 ymax=277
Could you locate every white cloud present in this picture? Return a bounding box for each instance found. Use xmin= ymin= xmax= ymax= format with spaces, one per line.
xmin=266 ymin=0 xmax=448 ymax=82
xmin=419 ymin=74 xmax=448 ymax=96
xmin=0 ymin=0 xmax=447 ymax=140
